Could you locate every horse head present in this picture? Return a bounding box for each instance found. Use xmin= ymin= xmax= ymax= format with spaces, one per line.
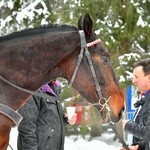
xmin=60 ymin=14 xmax=125 ymax=123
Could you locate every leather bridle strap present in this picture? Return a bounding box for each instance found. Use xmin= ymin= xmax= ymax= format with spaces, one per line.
xmin=69 ymin=30 xmax=87 ymax=86
xmin=0 ymin=103 xmax=23 ymax=126
xmin=85 ymin=47 xmax=103 ymax=100
xmin=0 ymin=76 xmax=58 ymax=103
xmin=69 ymin=48 xmax=84 ymax=86
xmin=0 ymin=75 xmax=58 ymax=125
xmin=109 ymin=122 xmax=130 ymax=150
xmin=69 ymin=30 xmax=105 ymax=107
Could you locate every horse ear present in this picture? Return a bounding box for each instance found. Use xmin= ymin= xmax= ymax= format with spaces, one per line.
xmin=78 ymin=13 xmax=93 ymax=36
xmin=78 ymin=16 xmax=84 ymax=30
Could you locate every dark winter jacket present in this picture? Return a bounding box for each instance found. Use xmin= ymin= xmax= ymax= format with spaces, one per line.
xmin=17 ymin=82 xmax=67 ymax=150
xmin=125 ymin=92 xmax=150 ymax=150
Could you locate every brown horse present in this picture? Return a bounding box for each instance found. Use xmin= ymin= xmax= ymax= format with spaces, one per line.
xmin=0 ymin=14 xmax=124 ymax=150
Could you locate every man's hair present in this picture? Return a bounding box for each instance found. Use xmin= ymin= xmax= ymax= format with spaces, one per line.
xmin=133 ymin=58 xmax=150 ymax=75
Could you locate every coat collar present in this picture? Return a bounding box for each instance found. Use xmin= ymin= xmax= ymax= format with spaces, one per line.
xmin=144 ymin=89 xmax=150 ymax=97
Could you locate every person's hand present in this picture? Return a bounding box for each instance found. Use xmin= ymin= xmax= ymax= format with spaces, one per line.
xmin=68 ymin=113 xmax=77 ymax=125
xmin=129 ymin=145 xmax=139 ymax=150
xmin=120 ymin=147 xmax=126 ymax=150
xmin=64 ymin=113 xmax=77 ymax=125
xmin=120 ymin=145 xmax=139 ymax=150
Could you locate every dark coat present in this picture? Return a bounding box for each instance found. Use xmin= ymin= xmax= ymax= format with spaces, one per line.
xmin=125 ymin=93 xmax=150 ymax=150
xmin=17 ymin=83 xmax=67 ymax=150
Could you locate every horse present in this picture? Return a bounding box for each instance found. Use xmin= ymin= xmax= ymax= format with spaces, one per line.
xmin=0 ymin=14 xmax=124 ymax=150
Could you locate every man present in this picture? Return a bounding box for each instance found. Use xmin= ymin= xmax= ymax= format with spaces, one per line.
xmin=17 ymin=80 xmax=76 ymax=150
xmin=121 ymin=58 xmax=150 ymax=150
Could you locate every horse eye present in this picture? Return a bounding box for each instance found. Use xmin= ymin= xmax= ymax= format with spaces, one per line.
xmin=101 ymin=56 xmax=109 ymax=63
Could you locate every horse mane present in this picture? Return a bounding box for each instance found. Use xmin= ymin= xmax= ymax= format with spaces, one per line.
xmin=0 ymin=24 xmax=78 ymax=42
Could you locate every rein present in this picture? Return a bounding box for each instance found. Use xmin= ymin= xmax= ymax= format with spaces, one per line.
xmin=0 ymin=75 xmax=59 ymax=126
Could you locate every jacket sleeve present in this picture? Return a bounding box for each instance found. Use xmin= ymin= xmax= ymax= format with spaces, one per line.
xmin=125 ymin=103 xmax=150 ymax=148
xmin=17 ymin=95 xmax=41 ymax=150
xmin=125 ymin=120 xmax=146 ymax=148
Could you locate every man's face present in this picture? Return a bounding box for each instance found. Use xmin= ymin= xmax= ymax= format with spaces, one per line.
xmin=132 ymin=66 xmax=150 ymax=93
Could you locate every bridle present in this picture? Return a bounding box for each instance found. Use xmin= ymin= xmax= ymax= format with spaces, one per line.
xmin=69 ymin=31 xmax=129 ymax=150
xmin=69 ymin=30 xmax=111 ymax=112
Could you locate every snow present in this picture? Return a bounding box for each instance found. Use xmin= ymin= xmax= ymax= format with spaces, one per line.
xmin=8 ymin=127 xmax=122 ymax=150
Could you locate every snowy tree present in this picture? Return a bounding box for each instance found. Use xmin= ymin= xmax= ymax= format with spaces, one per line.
xmin=0 ymin=0 xmax=150 ymax=87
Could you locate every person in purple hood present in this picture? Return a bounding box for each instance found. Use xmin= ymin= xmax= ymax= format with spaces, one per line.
xmin=120 ymin=58 xmax=150 ymax=150
xmin=17 ymin=80 xmax=76 ymax=150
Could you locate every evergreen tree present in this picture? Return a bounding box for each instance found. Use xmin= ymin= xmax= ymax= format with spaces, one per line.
xmin=0 ymin=0 xmax=150 ymax=86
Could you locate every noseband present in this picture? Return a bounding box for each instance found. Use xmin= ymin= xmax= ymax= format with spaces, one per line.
xmin=69 ymin=30 xmax=110 ymax=112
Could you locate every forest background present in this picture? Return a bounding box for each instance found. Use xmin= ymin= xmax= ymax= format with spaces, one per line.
xmin=0 ymin=0 xmax=150 ymax=87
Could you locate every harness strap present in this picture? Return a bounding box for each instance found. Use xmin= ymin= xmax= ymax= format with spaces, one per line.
xmin=0 ymin=75 xmax=58 ymax=125
xmin=79 ymin=30 xmax=87 ymax=47
xmin=69 ymin=30 xmax=85 ymax=86
xmin=107 ymin=104 xmax=129 ymax=150
xmin=0 ymin=103 xmax=23 ymax=126
xmin=0 ymin=75 xmax=58 ymax=103
xmin=85 ymin=48 xmax=103 ymax=100
xmin=69 ymin=48 xmax=84 ymax=86
xmin=109 ymin=122 xmax=130 ymax=150
xmin=69 ymin=30 xmax=104 ymax=102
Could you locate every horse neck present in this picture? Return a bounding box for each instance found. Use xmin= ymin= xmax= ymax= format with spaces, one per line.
xmin=29 ymin=31 xmax=80 ymax=85
xmin=38 ymin=32 xmax=80 ymax=82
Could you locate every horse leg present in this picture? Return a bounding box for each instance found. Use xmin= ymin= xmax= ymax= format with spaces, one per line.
xmin=0 ymin=115 xmax=13 ymax=150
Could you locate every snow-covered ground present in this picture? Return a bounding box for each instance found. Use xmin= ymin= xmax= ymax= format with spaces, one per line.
xmin=64 ymin=134 xmax=122 ymax=150
xmin=8 ymin=127 xmax=122 ymax=150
